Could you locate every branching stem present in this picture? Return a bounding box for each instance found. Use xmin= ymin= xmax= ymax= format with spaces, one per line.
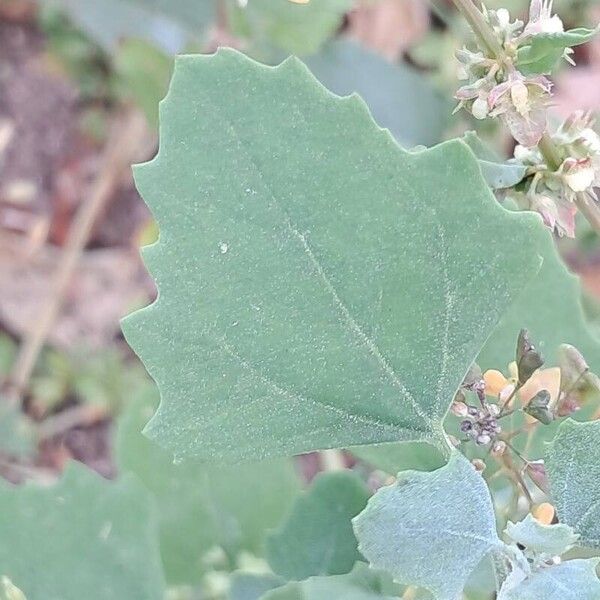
xmin=451 ymin=0 xmax=504 ymax=58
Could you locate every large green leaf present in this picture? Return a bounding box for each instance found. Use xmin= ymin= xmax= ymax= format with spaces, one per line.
xmin=353 ymin=453 xmax=502 ymax=600
xmin=545 ymin=419 xmax=600 ymax=549
xmin=116 ymin=385 xmax=301 ymax=584
xmin=305 ymin=40 xmax=448 ymax=148
xmin=266 ymin=471 xmax=369 ymax=580
xmin=226 ymin=0 xmax=352 ymax=56
xmin=261 ymin=563 xmax=402 ymax=600
xmin=122 ymin=49 xmax=545 ymax=463
xmin=0 ymin=462 xmax=165 ymax=600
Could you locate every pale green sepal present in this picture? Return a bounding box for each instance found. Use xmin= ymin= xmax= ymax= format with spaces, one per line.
xmin=517 ymin=28 xmax=599 ymax=74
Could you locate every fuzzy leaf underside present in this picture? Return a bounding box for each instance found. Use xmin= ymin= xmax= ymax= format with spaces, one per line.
xmin=0 ymin=463 xmax=165 ymax=600
xmin=497 ymin=559 xmax=600 ymax=600
xmin=266 ymin=471 xmax=369 ymax=580
xmin=545 ymin=419 xmax=600 ymax=548
xmin=352 ymin=453 xmax=501 ymax=600
xmin=122 ymin=49 xmax=544 ymax=463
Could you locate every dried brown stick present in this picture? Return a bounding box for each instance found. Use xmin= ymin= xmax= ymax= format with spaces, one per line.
xmin=3 ymin=110 xmax=149 ymax=408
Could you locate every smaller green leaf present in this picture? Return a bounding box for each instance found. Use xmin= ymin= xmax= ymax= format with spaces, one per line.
xmin=261 ymin=563 xmax=402 ymax=600
xmin=462 ymin=132 xmax=528 ymax=190
xmin=505 ymin=514 xmax=578 ymax=556
xmin=353 ymin=452 xmax=502 ymax=600
xmin=517 ymin=28 xmax=598 ymax=74
xmin=350 ymin=441 xmax=445 ymax=475
xmin=226 ymin=0 xmax=352 ymax=56
xmin=266 ymin=471 xmax=370 ymax=580
xmin=116 ymin=386 xmax=301 ymax=584
xmin=545 ymin=419 xmax=600 ymax=548
xmin=229 ymin=572 xmax=284 ymax=600
xmin=0 ymin=462 xmax=165 ymax=600
xmin=113 ymin=38 xmax=172 ymax=128
xmin=498 ymin=559 xmax=600 ymax=600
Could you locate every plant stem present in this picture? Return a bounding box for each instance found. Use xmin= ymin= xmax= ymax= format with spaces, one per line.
xmin=538 ymin=133 xmax=562 ymax=171
xmin=2 ymin=110 xmax=148 ymax=408
xmin=575 ymin=193 xmax=600 ymax=232
xmin=451 ymin=0 xmax=504 ymax=58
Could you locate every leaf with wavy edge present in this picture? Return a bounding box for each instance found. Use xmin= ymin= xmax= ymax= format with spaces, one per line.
xmin=122 ymin=49 xmax=544 ymax=463
xmin=545 ymin=419 xmax=600 ymax=548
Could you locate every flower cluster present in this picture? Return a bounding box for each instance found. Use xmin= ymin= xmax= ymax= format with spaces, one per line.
xmin=455 ymin=1 xmax=566 ymax=146
xmin=455 ymin=0 xmax=600 ymax=237
xmin=451 ymin=330 xmax=599 ymax=452
xmin=509 ymin=112 xmax=600 ymax=237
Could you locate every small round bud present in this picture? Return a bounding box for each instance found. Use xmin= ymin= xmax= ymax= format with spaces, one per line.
xmin=471 ymin=459 xmax=486 ymax=472
xmin=472 ymin=97 xmax=489 ymax=120
xmin=491 ymin=441 xmax=507 ymax=456
xmin=487 ymin=403 xmax=500 ymax=417
xmin=476 ymin=433 xmax=491 ymax=446
xmin=460 ymin=420 xmax=473 ymax=433
xmin=467 ymin=406 xmax=480 ymax=417
xmin=451 ymin=401 xmax=469 ymax=417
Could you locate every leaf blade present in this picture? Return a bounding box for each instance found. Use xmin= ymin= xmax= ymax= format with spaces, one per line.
xmin=122 ymin=49 xmax=544 ymax=462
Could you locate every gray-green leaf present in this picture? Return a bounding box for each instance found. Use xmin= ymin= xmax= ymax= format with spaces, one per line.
xmin=545 ymin=419 xmax=600 ymax=548
xmin=498 ymin=559 xmax=600 ymax=600
xmin=0 ymin=462 xmax=165 ymax=600
xmin=504 ymin=514 xmax=578 ymax=556
xmin=266 ymin=471 xmax=370 ymax=580
xmin=122 ymin=49 xmax=544 ymax=463
xmin=353 ymin=452 xmax=501 ymax=600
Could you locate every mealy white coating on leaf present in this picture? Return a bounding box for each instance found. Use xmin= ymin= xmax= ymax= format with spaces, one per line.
xmin=352 ymin=452 xmax=501 ymax=600
xmin=504 ymin=514 xmax=578 ymax=556
xmin=122 ymin=48 xmax=545 ymax=463
xmin=545 ymin=419 xmax=600 ymax=548
xmin=497 ymin=558 xmax=600 ymax=600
